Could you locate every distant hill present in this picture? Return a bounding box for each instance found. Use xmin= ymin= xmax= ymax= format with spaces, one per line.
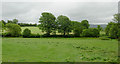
xmin=90 ymin=24 xmax=107 ymax=29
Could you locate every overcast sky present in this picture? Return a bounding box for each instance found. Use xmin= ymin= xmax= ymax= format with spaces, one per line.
xmin=1 ymin=0 xmax=119 ymax=24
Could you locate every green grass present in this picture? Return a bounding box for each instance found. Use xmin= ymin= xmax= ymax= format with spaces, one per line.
xmin=21 ymin=27 xmax=44 ymax=35
xmin=2 ymin=38 xmax=118 ymax=62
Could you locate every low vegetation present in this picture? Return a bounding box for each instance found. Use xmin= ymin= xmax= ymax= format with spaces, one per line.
xmin=2 ymin=38 xmax=118 ymax=62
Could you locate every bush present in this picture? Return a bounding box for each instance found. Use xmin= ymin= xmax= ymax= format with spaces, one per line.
xmin=6 ymin=23 xmax=21 ymax=37
xmin=82 ymin=28 xmax=100 ymax=37
xmin=30 ymin=33 xmax=40 ymax=38
xmin=23 ymin=28 xmax=31 ymax=37
xmin=99 ymin=37 xmax=110 ymax=40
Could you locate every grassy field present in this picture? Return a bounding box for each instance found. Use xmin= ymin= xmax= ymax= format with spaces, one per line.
xmin=21 ymin=27 xmax=44 ymax=34
xmin=2 ymin=38 xmax=118 ymax=62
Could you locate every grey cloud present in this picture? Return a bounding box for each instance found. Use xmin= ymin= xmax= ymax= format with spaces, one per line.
xmin=1 ymin=2 xmax=118 ymax=24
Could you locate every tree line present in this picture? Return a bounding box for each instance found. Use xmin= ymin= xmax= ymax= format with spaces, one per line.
xmin=0 ymin=12 xmax=119 ymax=38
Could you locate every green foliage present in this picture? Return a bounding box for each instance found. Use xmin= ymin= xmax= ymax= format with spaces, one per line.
xmin=1 ymin=20 xmax=6 ymax=25
xmin=0 ymin=21 xmax=4 ymax=30
xmin=6 ymin=23 xmax=21 ymax=37
xmin=39 ymin=12 xmax=57 ymax=36
xmin=105 ymin=22 xmax=115 ymax=36
xmin=99 ymin=37 xmax=110 ymax=40
xmin=7 ymin=19 xmax=18 ymax=24
xmin=82 ymin=28 xmax=100 ymax=37
xmin=57 ymin=15 xmax=71 ymax=36
xmin=18 ymin=23 xmax=37 ymax=27
xmin=30 ymin=33 xmax=40 ymax=38
xmin=109 ymin=24 xmax=118 ymax=39
xmin=13 ymin=19 xmax=18 ymax=24
xmin=97 ymin=25 xmax=102 ymax=31
xmin=71 ymin=21 xmax=83 ymax=36
xmin=23 ymin=28 xmax=31 ymax=37
xmin=112 ymin=13 xmax=120 ymax=23
xmin=7 ymin=20 xmax=13 ymax=23
xmin=81 ymin=20 xmax=89 ymax=29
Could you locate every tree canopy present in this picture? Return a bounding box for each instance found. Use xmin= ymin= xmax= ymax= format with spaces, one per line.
xmin=39 ymin=12 xmax=56 ymax=36
xmin=57 ymin=15 xmax=71 ymax=36
xmin=6 ymin=23 xmax=21 ymax=37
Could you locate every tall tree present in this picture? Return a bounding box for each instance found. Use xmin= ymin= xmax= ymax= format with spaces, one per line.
xmin=81 ymin=20 xmax=89 ymax=29
xmin=112 ymin=13 xmax=120 ymax=23
xmin=71 ymin=21 xmax=83 ymax=36
xmin=57 ymin=15 xmax=71 ymax=36
xmin=13 ymin=19 xmax=18 ymax=24
xmin=105 ymin=22 xmax=115 ymax=36
xmin=39 ymin=12 xmax=56 ymax=36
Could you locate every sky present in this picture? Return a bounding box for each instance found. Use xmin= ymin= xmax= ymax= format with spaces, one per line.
xmin=0 ymin=0 xmax=119 ymax=24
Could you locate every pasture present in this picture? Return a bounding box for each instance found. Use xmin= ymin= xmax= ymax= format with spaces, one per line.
xmin=2 ymin=38 xmax=118 ymax=62
xmin=21 ymin=27 xmax=43 ymax=34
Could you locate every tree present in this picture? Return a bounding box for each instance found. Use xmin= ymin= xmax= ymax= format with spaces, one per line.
xmin=0 ymin=21 xmax=4 ymax=32
xmin=7 ymin=20 xmax=13 ymax=23
xmin=112 ymin=13 xmax=120 ymax=23
xmin=105 ymin=22 xmax=115 ymax=36
xmin=57 ymin=15 xmax=71 ymax=36
xmin=71 ymin=21 xmax=83 ymax=36
xmin=6 ymin=23 xmax=21 ymax=37
xmin=109 ymin=24 xmax=118 ymax=38
xmin=97 ymin=25 xmax=102 ymax=31
xmin=23 ymin=28 xmax=31 ymax=37
xmin=13 ymin=19 xmax=18 ymax=24
xmin=81 ymin=20 xmax=89 ymax=29
xmin=1 ymin=20 xmax=6 ymax=25
xmin=39 ymin=12 xmax=56 ymax=36
xmin=82 ymin=28 xmax=99 ymax=37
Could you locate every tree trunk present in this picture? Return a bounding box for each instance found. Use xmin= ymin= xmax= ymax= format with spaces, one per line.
xmin=64 ymin=30 xmax=65 ymax=36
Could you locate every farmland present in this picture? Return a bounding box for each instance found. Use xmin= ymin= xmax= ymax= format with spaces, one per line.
xmin=2 ymin=38 xmax=118 ymax=62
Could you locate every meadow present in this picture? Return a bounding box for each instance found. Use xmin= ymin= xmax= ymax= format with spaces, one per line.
xmin=21 ymin=27 xmax=43 ymax=35
xmin=2 ymin=38 xmax=118 ymax=62
xmin=2 ymin=27 xmax=118 ymax=62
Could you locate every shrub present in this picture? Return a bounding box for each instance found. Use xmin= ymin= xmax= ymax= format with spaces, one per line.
xmin=6 ymin=23 xmax=21 ymax=37
xmin=30 ymin=33 xmax=40 ymax=38
xmin=82 ymin=28 xmax=100 ymax=37
xmin=23 ymin=28 xmax=31 ymax=37
xmin=99 ymin=37 xmax=110 ymax=40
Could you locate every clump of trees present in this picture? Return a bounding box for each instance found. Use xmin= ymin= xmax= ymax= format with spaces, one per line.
xmin=18 ymin=23 xmax=37 ymax=27
xmin=3 ymin=12 xmax=120 ymax=38
xmin=39 ymin=12 xmax=98 ymax=37
xmin=7 ymin=19 xmax=18 ymax=24
xmin=105 ymin=13 xmax=120 ymax=39
xmin=82 ymin=28 xmax=99 ymax=37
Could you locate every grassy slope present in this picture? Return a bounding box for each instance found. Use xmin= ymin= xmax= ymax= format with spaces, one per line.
xmin=2 ymin=38 xmax=118 ymax=62
xmin=21 ymin=27 xmax=73 ymax=35
xmin=21 ymin=27 xmax=44 ymax=35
